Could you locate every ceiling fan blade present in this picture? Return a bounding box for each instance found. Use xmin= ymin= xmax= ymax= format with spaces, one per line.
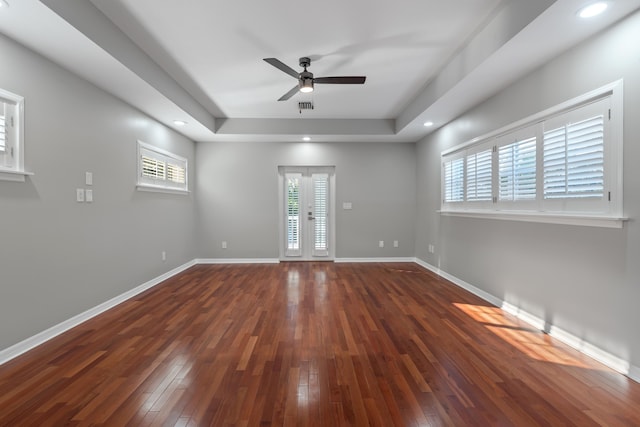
xmin=314 ymin=76 xmax=366 ymax=84
xmin=278 ymin=85 xmax=300 ymax=101
xmin=263 ymin=58 xmax=299 ymax=79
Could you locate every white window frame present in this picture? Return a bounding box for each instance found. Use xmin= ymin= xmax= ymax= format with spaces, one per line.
xmin=440 ymin=80 xmax=625 ymax=228
xmin=136 ymin=140 xmax=188 ymax=194
xmin=0 ymin=88 xmax=30 ymax=182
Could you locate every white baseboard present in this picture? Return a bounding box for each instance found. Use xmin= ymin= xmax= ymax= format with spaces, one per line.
xmin=3 ymin=256 xmax=639 ymax=385
xmin=415 ymin=257 xmax=640 ymax=383
xmin=195 ymin=258 xmax=280 ymax=264
xmin=0 ymin=259 xmax=196 ymax=366
xmin=335 ymin=257 xmax=417 ymax=263
xmin=415 ymin=258 xmax=503 ymax=307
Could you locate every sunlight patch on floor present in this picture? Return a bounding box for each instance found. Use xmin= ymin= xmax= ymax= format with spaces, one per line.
xmin=453 ymin=303 xmax=596 ymax=370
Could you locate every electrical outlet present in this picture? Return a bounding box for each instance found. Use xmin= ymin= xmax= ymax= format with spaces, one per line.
xmin=393 ymin=240 xmax=399 ymax=248
xmin=161 ymin=251 xmax=166 ymax=261
xmin=222 ymin=241 xmax=227 ymax=249
xmin=428 ymin=244 xmax=435 ymax=254
xmin=76 ymin=188 xmax=85 ymax=202
xmin=379 ymin=240 xmax=384 ymax=248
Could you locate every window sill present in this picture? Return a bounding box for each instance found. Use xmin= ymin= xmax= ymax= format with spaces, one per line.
xmin=438 ymin=209 xmax=627 ymax=228
xmin=136 ymin=184 xmax=190 ymax=195
xmin=0 ymin=169 xmax=33 ymax=183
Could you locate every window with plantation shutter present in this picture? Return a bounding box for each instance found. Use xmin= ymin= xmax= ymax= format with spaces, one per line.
xmin=466 ymin=149 xmax=492 ymax=202
xmin=443 ymin=156 xmax=464 ymax=203
xmin=498 ymin=135 xmax=536 ymax=202
xmin=544 ymin=115 xmax=604 ymax=199
xmin=167 ymin=162 xmax=186 ymax=184
xmin=137 ymin=140 xmax=188 ymax=193
xmin=141 ymin=155 xmax=165 ymax=180
xmin=0 ymin=89 xmax=26 ymax=182
xmin=440 ymin=81 xmax=623 ymax=227
xmin=0 ymin=104 xmax=6 ymax=154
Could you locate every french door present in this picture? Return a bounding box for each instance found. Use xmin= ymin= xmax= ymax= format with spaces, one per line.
xmin=279 ymin=166 xmax=335 ymax=260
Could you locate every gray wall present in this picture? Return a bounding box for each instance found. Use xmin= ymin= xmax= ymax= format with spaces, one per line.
xmin=0 ymin=34 xmax=198 ymax=350
xmin=195 ymin=141 xmax=416 ymax=259
xmin=416 ymin=10 xmax=640 ymax=370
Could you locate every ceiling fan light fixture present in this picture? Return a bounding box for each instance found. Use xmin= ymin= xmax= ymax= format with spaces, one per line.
xmin=299 ymin=78 xmax=314 ymax=93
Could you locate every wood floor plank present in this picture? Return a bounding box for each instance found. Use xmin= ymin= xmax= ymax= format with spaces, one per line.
xmin=1 ymin=262 xmax=640 ymax=426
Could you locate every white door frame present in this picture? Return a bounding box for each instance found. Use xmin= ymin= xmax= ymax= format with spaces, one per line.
xmin=278 ymin=166 xmax=336 ymax=261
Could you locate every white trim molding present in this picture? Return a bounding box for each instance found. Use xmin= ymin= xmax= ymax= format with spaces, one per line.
xmin=335 ymin=257 xmax=417 ymax=263
xmin=196 ymin=258 xmax=280 ymax=264
xmin=439 ymin=210 xmax=627 ymax=229
xmin=0 ymin=169 xmax=33 ymax=183
xmin=0 ymin=260 xmax=196 ymax=365
xmin=414 ymin=257 xmax=639 ymax=384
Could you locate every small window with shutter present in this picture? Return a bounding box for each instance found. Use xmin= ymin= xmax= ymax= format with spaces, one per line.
xmin=0 ymin=88 xmax=26 ymax=182
xmin=137 ymin=140 xmax=188 ymax=193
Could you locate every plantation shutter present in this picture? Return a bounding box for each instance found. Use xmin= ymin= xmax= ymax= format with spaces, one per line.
xmin=466 ymin=149 xmax=492 ymax=201
xmin=498 ymin=136 xmax=536 ymax=201
xmin=285 ymin=173 xmax=302 ymax=256
xmin=141 ymin=155 xmax=165 ymax=180
xmin=544 ymin=115 xmax=604 ymax=200
xmin=166 ymin=162 xmax=186 ymax=184
xmin=312 ymin=173 xmax=329 ymax=255
xmin=443 ymin=156 xmax=464 ymax=203
xmin=0 ymin=102 xmax=6 ymax=153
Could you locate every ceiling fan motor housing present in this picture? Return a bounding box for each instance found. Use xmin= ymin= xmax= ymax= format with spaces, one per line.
xmin=299 ymin=57 xmax=311 ymax=68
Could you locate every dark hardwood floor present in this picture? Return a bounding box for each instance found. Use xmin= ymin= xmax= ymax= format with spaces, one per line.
xmin=1 ymin=262 xmax=639 ymax=426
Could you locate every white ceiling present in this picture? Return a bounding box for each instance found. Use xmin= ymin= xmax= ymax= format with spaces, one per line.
xmin=1 ymin=0 xmax=639 ymax=143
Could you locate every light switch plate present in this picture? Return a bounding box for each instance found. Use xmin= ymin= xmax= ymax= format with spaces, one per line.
xmin=85 ymin=189 xmax=93 ymax=203
xmin=85 ymin=172 xmax=93 ymax=186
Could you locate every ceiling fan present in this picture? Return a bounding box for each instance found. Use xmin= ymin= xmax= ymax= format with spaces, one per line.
xmin=263 ymin=57 xmax=366 ymax=101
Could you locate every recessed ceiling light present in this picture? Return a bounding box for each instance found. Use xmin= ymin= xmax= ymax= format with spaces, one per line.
xmin=578 ymin=2 xmax=608 ymax=18
xmin=0 ymin=0 xmax=10 ymax=8
xmin=173 ymin=120 xmax=187 ymax=126
xmin=302 ymin=136 xmax=311 ymax=141
xmin=423 ymin=121 xmax=434 ymax=127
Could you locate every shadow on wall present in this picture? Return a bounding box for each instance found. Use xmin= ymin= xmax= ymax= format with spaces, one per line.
xmin=0 ymin=177 xmax=40 ymax=200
